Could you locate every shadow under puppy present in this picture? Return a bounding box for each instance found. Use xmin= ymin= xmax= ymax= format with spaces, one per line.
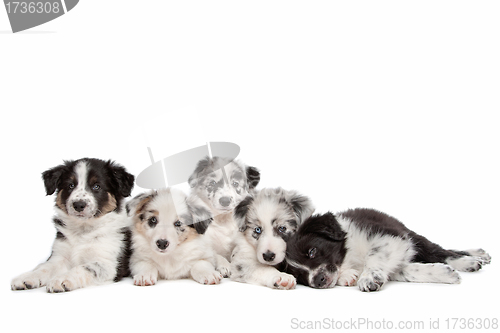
xmin=230 ymin=188 xmax=314 ymax=289
xmin=127 ymin=188 xmax=224 ymax=286
xmin=284 ymin=209 xmax=491 ymax=292
xmin=11 ymin=158 xmax=135 ymax=293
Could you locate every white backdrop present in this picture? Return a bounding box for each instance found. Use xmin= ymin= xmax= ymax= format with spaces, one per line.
xmin=1 ymin=1 xmax=499 ymax=332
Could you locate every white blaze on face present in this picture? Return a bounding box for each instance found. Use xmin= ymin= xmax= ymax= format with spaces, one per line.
xmin=67 ymin=161 xmax=98 ymax=218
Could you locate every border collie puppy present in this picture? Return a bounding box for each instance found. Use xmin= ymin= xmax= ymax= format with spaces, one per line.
xmin=11 ymin=158 xmax=135 ymax=293
xmin=230 ymin=188 xmax=314 ymax=289
xmin=127 ymin=188 xmax=224 ymax=285
xmin=284 ymin=209 xmax=491 ymax=292
xmin=188 ymin=156 xmax=260 ymax=276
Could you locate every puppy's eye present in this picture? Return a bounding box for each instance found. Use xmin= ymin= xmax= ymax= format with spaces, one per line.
xmin=278 ymin=226 xmax=287 ymax=233
xmin=92 ymin=184 xmax=101 ymax=191
xmin=68 ymin=183 xmax=75 ymax=189
xmin=148 ymin=217 xmax=158 ymax=228
xmin=308 ymin=248 xmax=317 ymax=259
xmin=254 ymin=227 xmax=262 ymax=234
xmin=232 ymin=181 xmax=239 ymax=187
xmin=209 ymin=180 xmax=216 ymax=186
xmin=174 ymin=220 xmax=181 ymax=227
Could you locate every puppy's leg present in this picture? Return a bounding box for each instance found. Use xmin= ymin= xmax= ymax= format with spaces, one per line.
xmin=11 ymin=256 xmax=68 ymax=291
xmin=46 ymin=261 xmax=116 ymax=293
xmin=358 ymin=237 xmax=414 ymax=292
xmin=445 ymin=249 xmax=491 ymax=272
xmin=391 ymin=263 xmax=461 ymax=284
xmin=190 ymin=260 xmax=223 ymax=285
xmin=215 ymin=254 xmax=231 ymax=278
xmin=337 ymin=268 xmax=360 ymax=287
xmin=132 ymin=261 xmax=159 ymax=286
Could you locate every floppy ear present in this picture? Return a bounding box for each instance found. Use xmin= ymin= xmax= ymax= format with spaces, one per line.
xmin=188 ymin=156 xmax=211 ymax=188
xmin=42 ymin=163 xmax=69 ymax=195
xmin=246 ymin=166 xmax=260 ymax=190
xmin=311 ymin=212 xmax=346 ymax=242
xmin=107 ymin=161 xmax=135 ymax=197
xmin=283 ymin=190 xmax=315 ymax=225
xmin=126 ymin=191 xmax=156 ymax=217
xmin=186 ymin=195 xmax=213 ymax=234
xmin=234 ymin=196 xmax=254 ymax=231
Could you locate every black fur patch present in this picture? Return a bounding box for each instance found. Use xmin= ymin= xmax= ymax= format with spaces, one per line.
xmin=246 ymin=166 xmax=260 ymax=189
xmin=114 ymin=227 xmax=132 ymax=282
xmin=234 ymin=196 xmax=254 ymax=231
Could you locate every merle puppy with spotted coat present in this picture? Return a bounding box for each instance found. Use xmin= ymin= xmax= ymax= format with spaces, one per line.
xmin=284 ymin=209 xmax=491 ymax=291
xmin=11 ymin=158 xmax=135 ymax=293
xmin=230 ymin=188 xmax=315 ymax=289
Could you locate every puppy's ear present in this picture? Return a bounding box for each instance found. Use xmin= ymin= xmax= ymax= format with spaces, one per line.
xmin=126 ymin=191 xmax=155 ymax=217
xmin=234 ymin=196 xmax=254 ymax=231
xmin=246 ymin=166 xmax=260 ymax=190
xmin=283 ymin=190 xmax=315 ymax=225
xmin=107 ymin=161 xmax=135 ymax=197
xmin=312 ymin=212 xmax=346 ymax=241
xmin=186 ymin=195 xmax=213 ymax=234
xmin=188 ymin=156 xmax=211 ymax=188
xmin=42 ymin=163 xmax=69 ymax=195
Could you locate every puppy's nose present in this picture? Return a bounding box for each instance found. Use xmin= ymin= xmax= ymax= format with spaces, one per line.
xmin=262 ymin=251 xmax=276 ymax=262
xmin=73 ymin=201 xmax=87 ymax=212
xmin=156 ymin=239 xmax=169 ymax=250
xmin=219 ymin=197 xmax=231 ymax=207
xmin=313 ymin=273 xmax=327 ymax=288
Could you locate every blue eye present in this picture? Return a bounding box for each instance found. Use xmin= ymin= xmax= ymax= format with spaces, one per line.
xmin=148 ymin=217 xmax=158 ymax=228
xmin=174 ymin=220 xmax=181 ymax=227
xmin=254 ymin=227 xmax=262 ymax=234
xmin=68 ymin=183 xmax=75 ymax=189
xmin=92 ymin=184 xmax=100 ymax=191
xmin=278 ymin=226 xmax=287 ymax=233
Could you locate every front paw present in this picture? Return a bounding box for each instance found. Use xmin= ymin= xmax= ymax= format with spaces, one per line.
xmin=11 ymin=271 xmax=46 ymax=291
xmin=192 ymin=270 xmax=223 ymax=285
xmin=337 ymin=269 xmax=359 ymax=287
xmin=270 ymin=272 xmax=296 ymax=290
xmin=46 ymin=277 xmax=77 ymax=293
xmin=358 ymin=271 xmax=386 ymax=292
xmin=216 ymin=260 xmax=231 ymax=278
xmin=133 ymin=274 xmax=158 ymax=286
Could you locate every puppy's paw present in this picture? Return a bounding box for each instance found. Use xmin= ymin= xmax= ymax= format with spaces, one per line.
xmin=270 ymin=272 xmax=296 ymax=290
xmin=434 ymin=264 xmax=462 ymax=284
xmin=192 ymin=270 xmax=223 ymax=285
xmin=337 ymin=269 xmax=359 ymax=287
xmin=133 ymin=274 xmax=158 ymax=286
xmin=358 ymin=271 xmax=386 ymax=292
xmin=447 ymin=256 xmax=487 ymax=272
xmin=465 ymin=249 xmax=491 ymax=265
xmin=46 ymin=277 xmax=77 ymax=293
xmin=216 ymin=260 xmax=231 ymax=278
xmin=11 ymin=271 xmax=45 ymax=291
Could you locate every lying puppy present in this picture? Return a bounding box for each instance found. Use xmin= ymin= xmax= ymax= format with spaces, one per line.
xmin=188 ymin=156 xmax=260 ymax=276
xmin=230 ymin=188 xmax=314 ymax=289
xmin=284 ymin=209 xmax=491 ymax=291
xmin=127 ymin=188 xmax=224 ymax=286
xmin=11 ymin=158 xmax=135 ymax=293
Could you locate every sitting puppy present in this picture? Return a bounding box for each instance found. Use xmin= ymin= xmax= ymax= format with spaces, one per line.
xmin=188 ymin=156 xmax=260 ymax=276
xmin=127 ymin=188 xmax=224 ymax=286
xmin=11 ymin=158 xmax=135 ymax=293
xmin=284 ymin=209 xmax=492 ymax=291
xmin=230 ymin=188 xmax=314 ymax=289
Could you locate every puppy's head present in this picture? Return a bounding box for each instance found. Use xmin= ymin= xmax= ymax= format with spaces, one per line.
xmin=127 ymin=188 xmax=212 ymax=254
xmin=188 ymin=156 xmax=260 ymax=214
xmin=233 ymin=188 xmax=314 ymax=266
xmin=42 ymin=158 xmax=135 ymax=219
xmin=285 ymin=212 xmax=346 ymax=289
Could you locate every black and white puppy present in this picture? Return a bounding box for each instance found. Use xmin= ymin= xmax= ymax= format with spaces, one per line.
xmin=188 ymin=156 xmax=260 ymax=276
xmin=284 ymin=209 xmax=492 ymax=291
xmin=230 ymin=188 xmax=314 ymax=289
xmin=11 ymin=158 xmax=135 ymax=293
xmin=127 ymin=188 xmax=224 ymax=285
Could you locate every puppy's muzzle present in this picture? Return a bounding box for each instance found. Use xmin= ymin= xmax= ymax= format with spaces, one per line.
xmin=156 ymin=239 xmax=169 ymax=250
xmin=73 ymin=201 xmax=87 ymax=212
xmin=219 ymin=196 xmax=232 ymax=207
xmin=263 ymin=250 xmax=276 ymax=262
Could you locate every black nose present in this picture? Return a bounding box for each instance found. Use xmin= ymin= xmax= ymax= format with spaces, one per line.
xmin=262 ymin=251 xmax=276 ymax=262
xmin=156 ymin=239 xmax=169 ymax=250
xmin=313 ymin=273 xmax=327 ymax=288
xmin=73 ymin=201 xmax=87 ymax=212
xmin=219 ymin=197 xmax=231 ymax=207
